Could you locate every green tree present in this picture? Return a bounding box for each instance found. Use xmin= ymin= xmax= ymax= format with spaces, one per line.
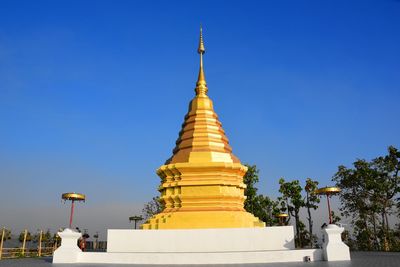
xmin=252 ymin=194 xmax=280 ymax=226
xmin=304 ymin=178 xmax=320 ymax=247
xmin=142 ymin=196 xmax=164 ymax=220
xmin=34 ymin=229 xmax=53 ymax=247
xmin=0 ymin=228 xmax=11 ymax=241
xmin=297 ymin=221 xmax=311 ymax=248
xmin=333 ymin=160 xmax=375 ymax=250
xmin=243 ymin=164 xmax=279 ymax=226
xmin=18 ymin=230 xmax=32 ymax=243
xmin=333 ymin=146 xmax=400 ymax=251
xmin=278 ymin=178 xmax=305 ymax=247
xmin=372 ymin=146 xmax=400 ymax=250
xmin=330 ymin=211 xmax=341 ymax=224
xmin=32 ymin=229 xmax=50 ymax=244
xmin=43 ymin=229 xmax=52 ymax=244
xmin=243 ymin=164 xmax=260 ymax=213
xmin=53 ymin=232 xmax=61 ymax=244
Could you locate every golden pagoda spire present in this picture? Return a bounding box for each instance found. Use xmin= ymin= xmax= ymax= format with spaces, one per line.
xmin=141 ymin=27 xmax=265 ymax=230
xmin=195 ymin=25 xmax=208 ymax=96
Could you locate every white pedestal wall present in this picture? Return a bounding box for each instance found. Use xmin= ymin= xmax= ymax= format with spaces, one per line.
xmin=107 ymin=226 xmax=295 ymax=253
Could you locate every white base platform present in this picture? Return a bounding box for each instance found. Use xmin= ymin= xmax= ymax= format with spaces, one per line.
xmin=53 ymin=225 xmax=349 ymax=264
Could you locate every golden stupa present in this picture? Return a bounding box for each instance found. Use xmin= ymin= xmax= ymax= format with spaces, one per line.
xmin=142 ymin=28 xmax=264 ymax=229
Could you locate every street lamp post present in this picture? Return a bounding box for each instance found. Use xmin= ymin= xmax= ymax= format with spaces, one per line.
xmin=93 ymin=232 xmax=99 ymax=250
xmin=275 ymin=213 xmax=289 ymax=226
xmin=315 ymin=186 xmax=341 ymax=224
xmin=129 ymin=216 xmax=143 ymax=229
xmin=37 ymin=229 xmax=43 ymax=257
xmin=61 ymin=193 xmax=86 ymax=229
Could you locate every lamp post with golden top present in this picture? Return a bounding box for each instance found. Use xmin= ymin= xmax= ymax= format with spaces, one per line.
xmin=129 ymin=216 xmax=143 ymax=229
xmin=275 ymin=213 xmax=289 ymax=226
xmin=62 ymin=193 xmax=85 ymax=229
xmin=315 ymin=186 xmax=340 ymax=224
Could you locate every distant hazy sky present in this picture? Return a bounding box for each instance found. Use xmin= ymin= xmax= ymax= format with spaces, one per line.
xmin=0 ymin=0 xmax=399 ymax=237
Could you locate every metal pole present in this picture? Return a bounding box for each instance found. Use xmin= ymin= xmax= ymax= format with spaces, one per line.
xmin=69 ymin=200 xmax=75 ymax=228
xmin=327 ymin=194 xmax=332 ymax=224
xmin=94 ymin=232 xmax=99 ymax=250
xmin=22 ymin=229 xmax=27 ymax=256
xmin=0 ymin=228 xmax=5 ymax=260
xmin=38 ymin=230 xmax=42 ymax=257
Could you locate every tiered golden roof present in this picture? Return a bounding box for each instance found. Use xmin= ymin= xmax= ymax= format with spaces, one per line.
xmin=142 ymin=27 xmax=264 ymax=229
xmin=166 ymin=27 xmax=239 ymax=165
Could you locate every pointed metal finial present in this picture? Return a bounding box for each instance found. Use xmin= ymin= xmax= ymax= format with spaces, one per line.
xmin=198 ymin=25 xmax=205 ymax=54
xmin=195 ymin=25 xmax=208 ymax=96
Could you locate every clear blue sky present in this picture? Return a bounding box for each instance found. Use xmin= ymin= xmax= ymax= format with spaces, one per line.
xmin=0 ymin=0 xmax=399 ymax=234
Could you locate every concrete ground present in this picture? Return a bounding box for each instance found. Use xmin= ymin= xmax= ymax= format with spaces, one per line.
xmin=0 ymin=252 xmax=399 ymax=267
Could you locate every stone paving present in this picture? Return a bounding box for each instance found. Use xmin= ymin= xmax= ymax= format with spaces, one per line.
xmin=0 ymin=252 xmax=399 ymax=267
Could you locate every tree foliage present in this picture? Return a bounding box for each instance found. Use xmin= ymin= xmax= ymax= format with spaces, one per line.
xmin=0 ymin=229 xmax=11 ymax=241
xmin=18 ymin=230 xmax=32 ymax=243
xmin=243 ymin=164 xmax=260 ymax=213
xmin=243 ymin=164 xmax=279 ymax=226
xmin=304 ymin=178 xmax=320 ymax=247
xmin=142 ymin=196 xmax=164 ymax=220
xmin=278 ymin=178 xmax=305 ymax=247
xmin=333 ymin=145 xmax=400 ymax=251
xmin=43 ymin=229 xmax=52 ymax=243
xmin=32 ymin=229 xmax=52 ymax=243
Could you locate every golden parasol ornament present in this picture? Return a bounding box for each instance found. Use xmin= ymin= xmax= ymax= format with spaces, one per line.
xmin=129 ymin=215 xmax=143 ymax=229
xmin=62 ymin=193 xmax=86 ymax=228
xmin=315 ymin=186 xmax=341 ymax=224
xmin=275 ymin=213 xmax=289 ymax=226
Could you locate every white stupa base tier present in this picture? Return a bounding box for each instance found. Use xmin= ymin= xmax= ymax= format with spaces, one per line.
xmin=53 ymin=225 xmax=350 ymax=264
